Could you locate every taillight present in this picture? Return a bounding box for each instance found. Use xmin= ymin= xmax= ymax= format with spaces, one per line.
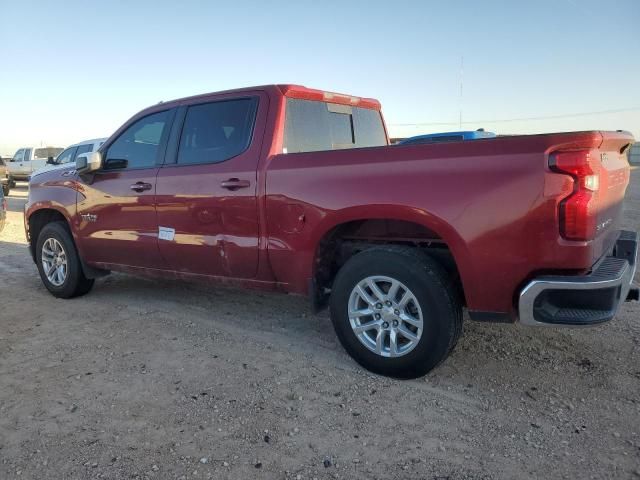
xmin=549 ymin=150 xmax=601 ymax=241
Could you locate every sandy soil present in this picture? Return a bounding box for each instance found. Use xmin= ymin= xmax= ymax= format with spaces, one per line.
xmin=0 ymin=173 xmax=639 ymax=480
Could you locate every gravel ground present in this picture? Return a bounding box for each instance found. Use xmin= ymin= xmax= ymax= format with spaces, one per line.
xmin=0 ymin=172 xmax=639 ymax=480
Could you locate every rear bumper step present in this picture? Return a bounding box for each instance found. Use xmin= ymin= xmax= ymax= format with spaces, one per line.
xmin=518 ymin=230 xmax=638 ymax=327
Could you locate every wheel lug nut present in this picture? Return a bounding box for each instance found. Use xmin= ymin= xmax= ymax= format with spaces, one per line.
xmin=375 ymin=303 xmax=382 ymax=309
xmin=385 ymin=301 xmax=392 ymax=307
xmin=374 ymin=313 xmax=381 ymax=320
xmin=382 ymin=322 xmax=389 ymax=329
xmin=392 ymin=320 xmax=399 ymax=327
xmin=394 ymin=309 xmax=400 ymax=315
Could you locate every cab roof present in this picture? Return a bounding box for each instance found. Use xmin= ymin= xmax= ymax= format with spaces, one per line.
xmin=155 ymin=84 xmax=381 ymax=111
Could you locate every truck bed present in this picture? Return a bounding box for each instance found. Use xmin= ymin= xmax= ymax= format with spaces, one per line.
xmin=265 ymin=130 xmax=633 ymax=318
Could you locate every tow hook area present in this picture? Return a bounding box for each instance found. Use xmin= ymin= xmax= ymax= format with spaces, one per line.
xmin=627 ymin=286 xmax=640 ymax=302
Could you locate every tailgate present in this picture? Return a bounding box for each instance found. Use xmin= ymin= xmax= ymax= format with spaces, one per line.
xmin=593 ymin=132 xmax=633 ymax=244
xmin=547 ymin=130 xmax=634 ymax=266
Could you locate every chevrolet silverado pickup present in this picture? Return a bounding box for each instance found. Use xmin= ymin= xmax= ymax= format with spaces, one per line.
xmin=8 ymin=146 xmax=64 ymax=181
xmin=25 ymin=85 xmax=638 ymax=378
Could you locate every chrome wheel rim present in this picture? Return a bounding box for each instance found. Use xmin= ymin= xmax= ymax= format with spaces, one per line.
xmin=348 ymin=275 xmax=423 ymax=358
xmin=41 ymin=238 xmax=67 ymax=287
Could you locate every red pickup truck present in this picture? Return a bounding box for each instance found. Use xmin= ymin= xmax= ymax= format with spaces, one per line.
xmin=25 ymin=85 xmax=638 ymax=378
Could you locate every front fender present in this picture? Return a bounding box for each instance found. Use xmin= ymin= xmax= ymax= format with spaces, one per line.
xmin=25 ymin=177 xmax=79 ymax=254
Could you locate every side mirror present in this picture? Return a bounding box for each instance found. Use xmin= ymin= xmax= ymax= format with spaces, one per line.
xmin=46 ymin=156 xmax=55 ymax=165
xmin=76 ymin=151 xmax=102 ymax=173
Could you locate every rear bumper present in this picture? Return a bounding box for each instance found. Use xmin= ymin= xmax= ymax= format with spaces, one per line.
xmin=518 ymin=230 xmax=638 ymax=327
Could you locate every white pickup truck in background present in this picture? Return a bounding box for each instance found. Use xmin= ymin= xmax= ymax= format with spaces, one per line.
xmin=29 ymin=138 xmax=107 ymax=179
xmin=6 ymin=146 xmax=63 ymax=182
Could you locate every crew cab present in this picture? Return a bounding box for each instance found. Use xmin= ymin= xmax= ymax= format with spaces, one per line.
xmin=8 ymin=146 xmax=63 ymax=181
xmin=25 ymin=85 xmax=638 ymax=378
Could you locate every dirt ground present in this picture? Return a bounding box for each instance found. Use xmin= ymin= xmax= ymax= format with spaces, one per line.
xmin=1 ymin=172 xmax=639 ymax=480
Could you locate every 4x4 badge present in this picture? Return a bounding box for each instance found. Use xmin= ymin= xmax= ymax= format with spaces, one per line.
xmin=80 ymin=213 xmax=98 ymax=222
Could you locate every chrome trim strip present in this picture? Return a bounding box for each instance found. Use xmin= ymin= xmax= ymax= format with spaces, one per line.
xmin=518 ymin=232 xmax=638 ymax=328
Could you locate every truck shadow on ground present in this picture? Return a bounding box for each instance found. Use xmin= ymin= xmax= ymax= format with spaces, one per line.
xmin=85 ymin=271 xmax=616 ymax=385
xmin=0 ymin=232 xmax=626 ymax=389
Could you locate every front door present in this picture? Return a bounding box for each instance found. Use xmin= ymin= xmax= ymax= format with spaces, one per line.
xmin=155 ymin=95 xmax=264 ymax=278
xmin=10 ymin=148 xmax=28 ymax=177
xmin=76 ymin=109 xmax=174 ymax=270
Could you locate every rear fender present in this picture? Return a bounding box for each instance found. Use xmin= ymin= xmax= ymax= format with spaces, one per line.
xmin=285 ymin=204 xmax=473 ymax=298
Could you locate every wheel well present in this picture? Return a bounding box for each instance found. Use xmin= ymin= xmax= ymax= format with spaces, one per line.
xmin=313 ymin=219 xmax=465 ymax=309
xmin=28 ymin=209 xmax=68 ymax=262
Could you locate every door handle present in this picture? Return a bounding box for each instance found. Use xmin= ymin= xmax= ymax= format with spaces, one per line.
xmin=220 ymin=178 xmax=250 ymax=191
xmin=130 ymin=182 xmax=152 ymax=192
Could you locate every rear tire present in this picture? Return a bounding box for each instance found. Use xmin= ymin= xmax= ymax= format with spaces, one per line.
xmin=36 ymin=222 xmax=94 ymax=298
xmin=329 ymin=246 xmax=462 ymax=379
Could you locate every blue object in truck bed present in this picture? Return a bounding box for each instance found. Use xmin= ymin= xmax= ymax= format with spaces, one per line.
xmin=398 ymin=130 xmax=496 ymax=145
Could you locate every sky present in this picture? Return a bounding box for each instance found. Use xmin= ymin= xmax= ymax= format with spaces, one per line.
xmin=1 ymin=0 xmax=639 ymax=155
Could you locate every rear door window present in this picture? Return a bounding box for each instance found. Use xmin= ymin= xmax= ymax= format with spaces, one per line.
xmin=283 ymin=98 xmax=387 ymax=154
xmin=76 ymin=144 xmax=93 ymax=156
xmin=177 ymin=97 xmax=258 ymax=165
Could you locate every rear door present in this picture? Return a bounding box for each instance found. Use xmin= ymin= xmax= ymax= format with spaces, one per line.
xmin=76 ymin=109 xmax=175 ymax=269
xmin=155 ymin=94 xmax=265 ymax=278
xmin=23 ymin=149 xmax=34 ymax=174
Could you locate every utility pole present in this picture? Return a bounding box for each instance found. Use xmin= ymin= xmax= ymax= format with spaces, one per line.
xmin=459 ymin=55 xmax=464 ymax=130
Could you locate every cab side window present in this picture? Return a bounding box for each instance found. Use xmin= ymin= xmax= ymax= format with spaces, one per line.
xmin=106 ymin=110 xmax=171 ymax=169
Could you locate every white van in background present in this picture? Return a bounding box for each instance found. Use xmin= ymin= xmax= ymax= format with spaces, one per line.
xmin=7 ymin=146 xmax=64 ymax=181
xmin=30 ymin=138 xmax=107 ymax=179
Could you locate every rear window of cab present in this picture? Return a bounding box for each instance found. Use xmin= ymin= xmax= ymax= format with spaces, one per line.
xmin=283 ymin=98 xmax=387 ymax=154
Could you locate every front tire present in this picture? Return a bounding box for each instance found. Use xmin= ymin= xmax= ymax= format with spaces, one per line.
xmin=329 ymin=246 xmax=462 ymax=379
xmin=36 ymin=222 xmax=94 ymax=298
